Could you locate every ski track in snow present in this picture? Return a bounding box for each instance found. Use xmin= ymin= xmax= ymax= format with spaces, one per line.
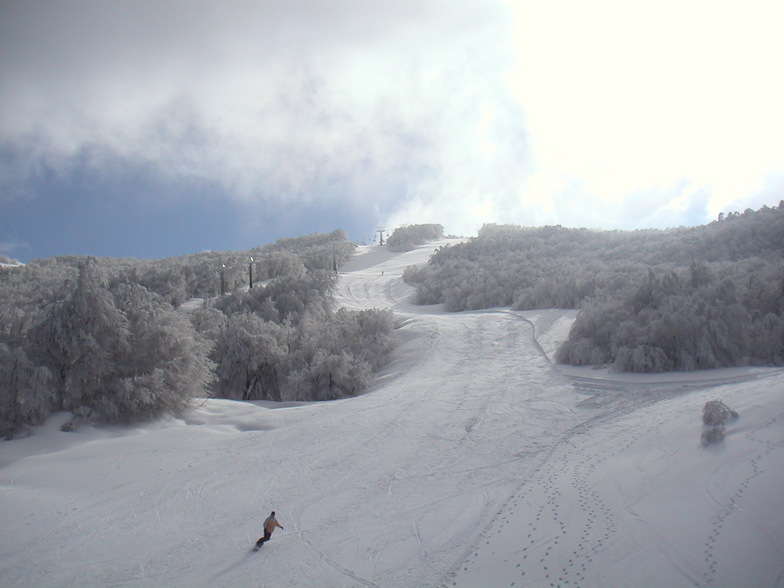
xmin=1 ymin=240 xmax=783 ymax=588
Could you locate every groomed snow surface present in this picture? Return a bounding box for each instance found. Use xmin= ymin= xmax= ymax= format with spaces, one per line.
xmin=2 ymin=241 xmax=783 ymax=587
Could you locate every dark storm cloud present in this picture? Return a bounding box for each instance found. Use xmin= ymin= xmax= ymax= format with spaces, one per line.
xmin=0 ymin=0 xmax=520 ymax=216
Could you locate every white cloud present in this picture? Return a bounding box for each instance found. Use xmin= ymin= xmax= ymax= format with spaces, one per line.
xmin=2 ymin=0 xmax=780 ymax=243
xmin=505 ymin=0 xmax=784 ymax=227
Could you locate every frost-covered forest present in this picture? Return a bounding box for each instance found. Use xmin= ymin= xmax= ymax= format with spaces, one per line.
xmin=0 ymin=230 xmax=396 ymax=438
xmin=404 ymin=204 xmax=784 ymax=372
xmin=4 ymin=208 xmax=783 ymax=437
xmin=3 ymin=235 xmax=783 ymax=588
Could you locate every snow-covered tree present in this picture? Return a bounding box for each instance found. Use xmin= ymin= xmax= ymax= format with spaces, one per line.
xmin=212 ymin=313 xmax=286 ymax=401
xmin=0 ymin=345 xmax=53 ymax=438
xmin=19 ymin=261 xmax=213 ymax=428
xmin=0 ymin=227 xmax=378 ymax=434
xmin=106 ymin=282 xmax=215 ymax=423
xmin=387 ymin=224 xmax=444 ymax=252
xmin=28 ymin=259 xmax=131 ymax=414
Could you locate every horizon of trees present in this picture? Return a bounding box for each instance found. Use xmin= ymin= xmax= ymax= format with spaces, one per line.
xmin=3 ymin=209 xmax=782 ymax=438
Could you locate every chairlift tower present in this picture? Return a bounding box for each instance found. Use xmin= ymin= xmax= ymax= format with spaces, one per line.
xmin=377 ymin=227 xmax=386 ymax=246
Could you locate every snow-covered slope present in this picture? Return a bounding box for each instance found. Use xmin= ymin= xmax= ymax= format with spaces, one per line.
xmin=1 ymin=241 xmax=782 ymax=587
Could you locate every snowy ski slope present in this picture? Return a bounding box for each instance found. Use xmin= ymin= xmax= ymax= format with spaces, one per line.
xmin=1 ymin=240 xmax=782 ymax=587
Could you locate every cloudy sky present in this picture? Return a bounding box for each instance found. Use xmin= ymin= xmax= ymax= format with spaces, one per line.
xmin=1 ymin=0 xmax=782 ymax=261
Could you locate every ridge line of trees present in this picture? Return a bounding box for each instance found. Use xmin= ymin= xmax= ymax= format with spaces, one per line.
xmin=403 ymin=204 xmax=784 ymax=372
xmin=0 ymin=230 xmax=397 ymax=438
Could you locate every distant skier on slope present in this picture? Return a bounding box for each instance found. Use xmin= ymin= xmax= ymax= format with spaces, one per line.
xmin=255 ymin=511 xmax=284 ymax=549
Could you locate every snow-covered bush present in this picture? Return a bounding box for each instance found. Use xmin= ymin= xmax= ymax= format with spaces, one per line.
xmin=701 ymin=400 xmax=739 ymax=446
xmin=386 ymin=224 xmax=444 ymax=252
xmin=214 ymin=269 xmax=336 ymax=323
xmin=202 ymin=286 xmax=397 ymax=401
xmin=702 ymin=400 xmax=738 ymax=426
xmin=0 ymin=259 xmax=214 ymax=434
xmin=406 ymin=206 xmax=784 ymax=372
xmin=211 ymin=313 xmax=287 ymax=401
xmin=557 ymin=257 xmax=784 ymax=371
xmin=28 ymin=259 xmax=132 ymax=414
xmin=181 ymin=231 xmax=395 ymax=402
xmin=283 ymin=308 xmax=395 ymax=400
xmin=0 ymin=228 xmax=374 ymax=436
xmin=107 ymin=283 xmax=215 ymax=423
xmin=105 ymin=231 xmax=353 ymax=305
xmin=254 ymin=229 xmax=355 ymax=272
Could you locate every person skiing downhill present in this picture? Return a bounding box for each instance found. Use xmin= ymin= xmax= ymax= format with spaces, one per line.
xmin=255 ymin=511 xmax=284 ymax=549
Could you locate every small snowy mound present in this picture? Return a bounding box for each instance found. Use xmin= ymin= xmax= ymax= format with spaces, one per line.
xmin=181 ymin=399 xmax=281 ymax=432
